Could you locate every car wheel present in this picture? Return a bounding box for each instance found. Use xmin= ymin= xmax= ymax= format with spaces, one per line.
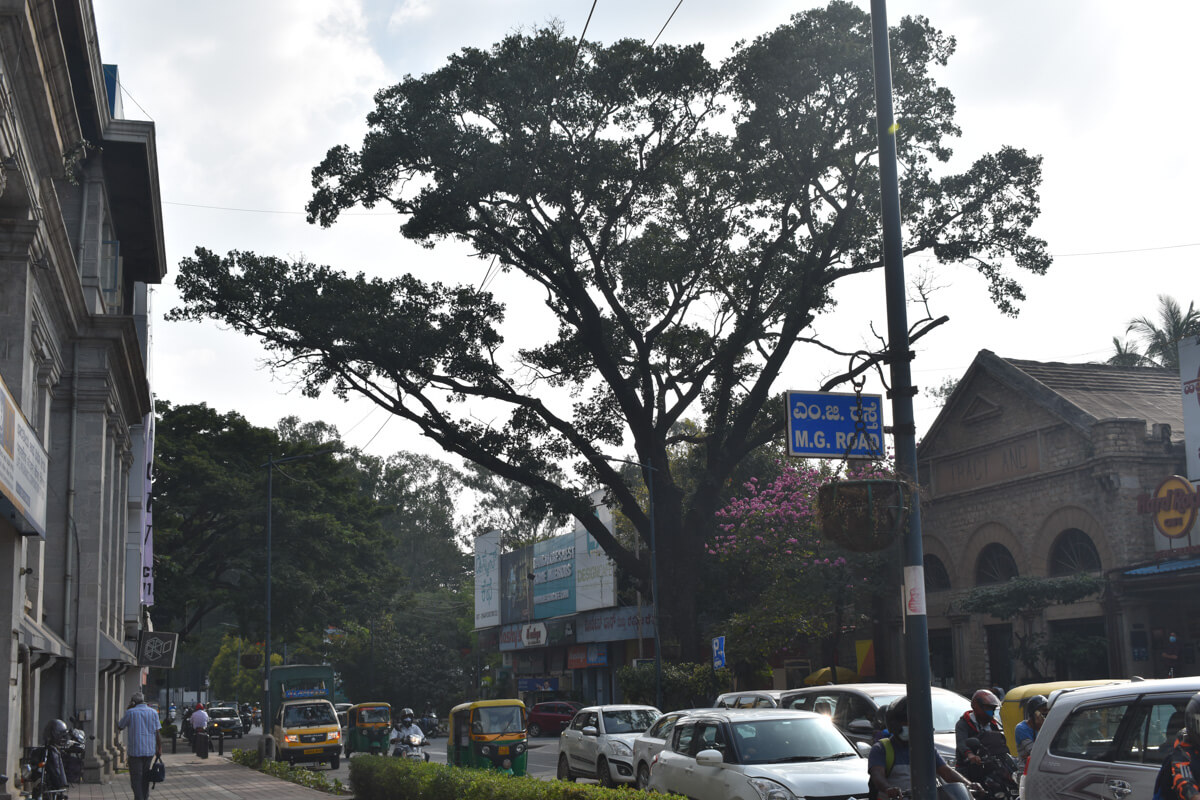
xmin=528 ymin=722 xmax=542 ymax=737
xmin=598 ymin=756 xmax=615 ymax=788
xmin=636 ymin=761 xmax=650 ymax=790
xmin=557 ymin=753 xmax=576 ymax=782
xmin=330 ymin=755 xmax=340 ymax=770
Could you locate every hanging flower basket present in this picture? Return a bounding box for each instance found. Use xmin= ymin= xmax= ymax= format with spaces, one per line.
xmin=240 ymin=653 xmax=263 ymax=669
xmin=817 ymin=479 xmax=912 ymax=553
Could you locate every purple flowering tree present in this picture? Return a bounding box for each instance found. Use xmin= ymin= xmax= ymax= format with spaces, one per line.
xmin=711 ymin=460 xmax=894 ymax=680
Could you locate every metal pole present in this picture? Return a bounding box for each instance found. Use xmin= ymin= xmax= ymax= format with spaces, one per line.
xmin=264 ymin=457 xmax=273 ymax=733
xmin=868 ymin=4 xmax=935 ymax=800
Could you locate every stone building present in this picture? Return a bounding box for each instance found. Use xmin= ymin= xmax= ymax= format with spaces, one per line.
xmin=916 ymin=349 xmax=1191 ymax=691
xmin=0 ymin=0 xmax=164 ymax=787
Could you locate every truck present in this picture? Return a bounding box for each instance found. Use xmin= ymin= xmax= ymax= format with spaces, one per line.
xmin=266 ymin=665 xmax=342 ymax=768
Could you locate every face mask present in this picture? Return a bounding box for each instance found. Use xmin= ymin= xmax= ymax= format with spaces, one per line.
xmin=1171 ymin=636 xmax=1178 ymax=643
xmin=980 ymin=707 xmax=995 ymax=720
xmin=898 ymin=726 xmax=909 ymax=741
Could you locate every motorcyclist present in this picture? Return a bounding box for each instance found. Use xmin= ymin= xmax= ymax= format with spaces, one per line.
xmin=41 ymin=719 xmax=70 ymax=790
xmin=955 ymin=689 xmax=1006 ymax=771
xmin=1157 ymin=692 xmax=1200 ymax=800
xmin=390 ymin=708 xmax=426 ymax=754
xmin=868 ymin=696 xmax=977 ymax=800
xmin=1014 ymin=695 xmax=1048 ymax=761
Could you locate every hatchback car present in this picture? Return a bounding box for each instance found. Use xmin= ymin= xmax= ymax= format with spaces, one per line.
xmin=780 ymin=682 xmax=970 ymax=765
xmin=558 ymin=704 xmax=661 ymax=787
xmin=527 ymin=700 xmax=582 ymax=737
xmin=714 ymin=690 xmax=787 ymax=709
xmin=647 ymin=708 xmax=868 ymax=800
xmin=1025 ymin=676 xmax=1196 ymax=800
xmin=632 ymin=708 xmax=708 ymax=789
xmin=206 ymin=706 xmax=244 ymax=738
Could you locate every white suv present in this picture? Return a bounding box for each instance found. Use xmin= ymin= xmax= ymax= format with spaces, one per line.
xmin=1025 ymin=677 xmax=1199 ymax=800
xmin=558 ymin=704 xmax=661 ymax=787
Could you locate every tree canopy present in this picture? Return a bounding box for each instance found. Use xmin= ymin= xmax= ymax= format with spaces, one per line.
xmin=1109 ymin=294 xmax=1200 ymax=370
xmin=168 ymin=3 xmax=1048 ymax=658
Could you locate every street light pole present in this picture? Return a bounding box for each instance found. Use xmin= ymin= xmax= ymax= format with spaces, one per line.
xmin=261 ymin=450 xmax=332 ymax=733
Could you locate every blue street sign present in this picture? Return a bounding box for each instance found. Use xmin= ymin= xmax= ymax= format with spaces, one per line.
xmin=786 ymin=390 xmax=885 ymax=459
xmin=712 ymin=636 xmax=726 ymax=669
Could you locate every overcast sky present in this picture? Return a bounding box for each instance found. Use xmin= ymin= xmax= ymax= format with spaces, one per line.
xmin=91 ymin=1 xmax=1200 ymax=463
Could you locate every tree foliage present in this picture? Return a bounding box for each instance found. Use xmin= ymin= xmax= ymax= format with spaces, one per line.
xmin=168 ymin=4 xmax=1048 ymax=657
xmin=1112 ymin=294 xmax=1200 ymax=370
xmin=955 ymin=574 xmax=1104 ymax=620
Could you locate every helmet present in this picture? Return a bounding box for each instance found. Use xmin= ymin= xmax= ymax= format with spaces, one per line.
xmin=885 ymin=696 xmax=908 ymax=737
xmin=401 ymin=707 xmax=414 ymax=723
xmin=44 ymin=719 xmax=69 ymax=746
xmin=195 ymin=703 xmax=205 ymax=711
xmin=971 ymin=689 xmax=1001 ymax=709
xmin=1024 ymin=694 xmax=1048 ymax=721
xmin=1186 ymin=691 xmax=1200 ymax=743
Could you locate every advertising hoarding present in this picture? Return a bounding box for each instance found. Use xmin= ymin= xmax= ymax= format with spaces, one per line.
xmin=1181 ymin=337 xmax=1200 ymax=482
xmin=474 ymin=529 xmax=501 ymax=629
xmin=0 ymin=374 xmax=48 ymax=537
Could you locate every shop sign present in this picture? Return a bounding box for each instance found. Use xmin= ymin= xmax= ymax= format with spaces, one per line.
xmin=474 ymin=530 xmax=501 ymax=628
xmin=518 ymin=677 xmax=559 ymax=691
xmin=521 ymin=622 xmax=547 ymax=648
xmin=577 ymin=606 xmax=657 ymax=643
xmin=1182 ymin=337 xmax=1200 ymax=480
xmin=0 ymin=375 xmax=48 ymax=537
xmin=567 ymin=643 xmax=608 ymax=668
xmin=1137 ymin=475 xmax=1200 ymax=539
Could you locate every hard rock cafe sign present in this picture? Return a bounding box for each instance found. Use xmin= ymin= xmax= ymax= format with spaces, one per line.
xmin=1137 ymin=475 xmax=1200 ymax=539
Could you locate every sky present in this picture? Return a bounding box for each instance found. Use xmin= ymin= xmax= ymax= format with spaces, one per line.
xmin=91 ymin=0 xmax=1200 ymax=465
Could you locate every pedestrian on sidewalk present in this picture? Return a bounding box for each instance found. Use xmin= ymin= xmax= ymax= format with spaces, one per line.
xmin=117 ymin=692 xmax=161 ymax=800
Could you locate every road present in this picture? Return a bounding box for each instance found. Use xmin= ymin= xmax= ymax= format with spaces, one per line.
xmin=197 ymin=726 xmax=579 ymax=784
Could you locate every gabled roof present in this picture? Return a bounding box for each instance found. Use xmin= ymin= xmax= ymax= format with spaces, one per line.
xmin=920 ymin=350 xmax=1184 ymax=452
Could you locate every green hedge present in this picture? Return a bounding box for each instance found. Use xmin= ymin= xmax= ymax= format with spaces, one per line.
xmin=349 ymin=756 xmax=660 ymax=800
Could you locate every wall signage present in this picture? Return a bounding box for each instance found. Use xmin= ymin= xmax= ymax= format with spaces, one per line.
xmin=1137 ymin=475 xmax=1200 ymax=539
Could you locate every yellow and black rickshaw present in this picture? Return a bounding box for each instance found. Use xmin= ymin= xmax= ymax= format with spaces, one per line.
xmin=345 ymin=702 xmax=392 ymax=756
xmin=447 ymin=699 xmax=527 ymax=775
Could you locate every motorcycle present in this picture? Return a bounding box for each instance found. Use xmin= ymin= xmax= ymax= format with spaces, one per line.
xmin=963 ymin=732 xmax=1019 ymax=800
xmin=192 ymin=726 xmax=210 ymax=759
xmin=20 ymin=736 xmax=68 ymax=799
xmin=61 ymin=720 xmax=87 ymax=785
xmin=391 ymin=732 xmax=430 ymax=762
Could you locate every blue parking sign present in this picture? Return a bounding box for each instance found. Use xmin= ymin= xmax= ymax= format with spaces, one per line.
xmin=786 ymin=390 xmax=884 ymax=459
xmin=712 ymin=636 xmax=726 ymax=669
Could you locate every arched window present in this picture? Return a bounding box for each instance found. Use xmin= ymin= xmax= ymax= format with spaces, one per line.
xmin=924 ymin=554 xmax=952 ymax=592
xmin=975 ymin=543 xmax=1019 ymax=586
xmin=1049 ymin=528 xmax=1102 ymax=576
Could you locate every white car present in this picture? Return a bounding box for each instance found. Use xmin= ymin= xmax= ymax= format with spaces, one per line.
xmin=632 ymin=708 xmax=708 ymax=789
xmin=557 ymin=704 xmax=661 ymax=787
xmin=647 ymin=708 xmax=869 ymax=800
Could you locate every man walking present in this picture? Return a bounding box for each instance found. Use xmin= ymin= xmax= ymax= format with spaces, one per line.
xmin=117 ymin=692 xmax=161 ymax=800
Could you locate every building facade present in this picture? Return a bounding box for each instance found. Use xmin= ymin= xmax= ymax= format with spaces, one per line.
xmin=0 ymin=0 xmax=164 ymax=787
xmin=916 ymin=349 xmax=1191 ymax=691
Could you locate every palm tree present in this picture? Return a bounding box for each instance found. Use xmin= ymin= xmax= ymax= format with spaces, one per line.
xmin=1125 ymin=295 xmax=1200 ymax=371
xmin=1105 ymin=337 xmax=1149 ymax=367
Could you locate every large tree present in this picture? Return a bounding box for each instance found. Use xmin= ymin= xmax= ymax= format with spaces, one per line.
xmin=1115 ymin=294 xmax=1200 ymax=371
xmin=169 ymin=4 xmax=1048 ymax=658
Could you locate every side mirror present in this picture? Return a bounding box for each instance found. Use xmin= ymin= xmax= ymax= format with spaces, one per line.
xmin=848 ymin=719 xmax=874 ymax=735
xmin=582 ymin=726 xmax=599 ymax=737
xmin=855 ymin=740 xmax=872 ymax=758
xmin=696 ymin=748 xmax=725 ymax=766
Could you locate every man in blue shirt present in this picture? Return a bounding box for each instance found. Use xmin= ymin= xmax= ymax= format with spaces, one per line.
xmin=869 ymin=696 xmax=976 ymax=800
xmin=1014 ymin=695 xmax=1047 ymax=762
xmin=117 ymin=692 xmax=161 ymax=800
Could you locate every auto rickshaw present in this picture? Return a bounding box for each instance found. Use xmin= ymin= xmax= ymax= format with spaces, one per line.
xmin=447 ymin=699 xmax=528 ymax=775
xmin=344 ymin=702 xmax=392 ymax=757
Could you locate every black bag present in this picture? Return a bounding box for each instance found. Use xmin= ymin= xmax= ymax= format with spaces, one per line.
xmin=149 ymin=756 xmax=165 ymax=784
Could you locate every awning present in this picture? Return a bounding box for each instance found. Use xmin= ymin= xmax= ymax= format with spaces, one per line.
xmin=1123 ymin=556 xmax=1200 ymax=576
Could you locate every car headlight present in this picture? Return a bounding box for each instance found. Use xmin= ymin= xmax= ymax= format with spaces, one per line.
xmin=514 ymin=742 xmax=527 ymax=754
xmin=747 ymin=777 xmax=800 ymax=800
xmin=328 ymin=731 xmax=340 ymax=741
xmin=608 ymin=740 xmax=633 ymax=757
xmin=480 ymin=745 xmax=492 ymax=756
xmin=284 ymin=734 xmax=299 ymax=744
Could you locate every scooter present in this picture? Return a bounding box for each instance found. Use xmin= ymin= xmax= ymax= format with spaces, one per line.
xmin=192 ymin=726 xmax=210 ymax=759
xmin=391 ymin=732 xmax=430 ymax=762
xmin=963 ymin=733 xmax=1019 ymax=800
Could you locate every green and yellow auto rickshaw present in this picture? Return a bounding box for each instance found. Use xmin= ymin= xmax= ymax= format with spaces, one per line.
xmin=447 ymin=699 xmax=527 ymax=775
xmin=344 ymin=702 xmax=392 ymax=757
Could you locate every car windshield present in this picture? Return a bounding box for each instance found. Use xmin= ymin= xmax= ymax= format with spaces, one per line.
xmin=474 ymin=706 xmax=524 ymax=734
xmin=360 ymin=707 xmax=389 ymax=723
xmin=210 ymin=709 xmax=237 ymax=719
xmin=283 ymin=704 xmax=337 ymax=727
xmin=732 ymin=718 xmax=858 ymax=765
xmin=603 ymin=708 xmax=660 ymax=734
xmin=931 ymin=692 xmax=970 ymax=733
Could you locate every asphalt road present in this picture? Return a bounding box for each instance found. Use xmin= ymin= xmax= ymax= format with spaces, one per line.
xmin=208 ymin=726 xmax=577 ymax=784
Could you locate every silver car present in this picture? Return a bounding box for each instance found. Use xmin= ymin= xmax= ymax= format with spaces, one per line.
xmin=1025 ymin=677 xmax=1200 ymax=800
xmin=647 ymin=708 xmax=868 ymax=800
xmin=632 ymin=708 xmax=708 ymax=789
xmin=558 ymin=704 xmax=661 ymax=787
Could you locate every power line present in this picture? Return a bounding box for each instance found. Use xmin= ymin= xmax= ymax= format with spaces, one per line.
xmin=651 ymin=0 xmax=685 ymax=47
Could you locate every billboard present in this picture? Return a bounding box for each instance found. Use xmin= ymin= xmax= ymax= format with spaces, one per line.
xmin=0 ymin=374 xmax=48 ymax=537
xmin=474 ymin=530 xmax=501 ymax=629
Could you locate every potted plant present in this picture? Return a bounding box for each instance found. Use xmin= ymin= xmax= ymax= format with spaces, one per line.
xmin=817 ymin=478 xmax=912 ymax=553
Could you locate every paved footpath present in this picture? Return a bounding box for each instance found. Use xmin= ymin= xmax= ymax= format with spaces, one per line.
xmin=70 ymin=750 xmax=341 ymax=800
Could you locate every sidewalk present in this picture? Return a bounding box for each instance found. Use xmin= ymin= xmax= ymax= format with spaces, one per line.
xmin=70 ymin=750 xmax=341 ymax=800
